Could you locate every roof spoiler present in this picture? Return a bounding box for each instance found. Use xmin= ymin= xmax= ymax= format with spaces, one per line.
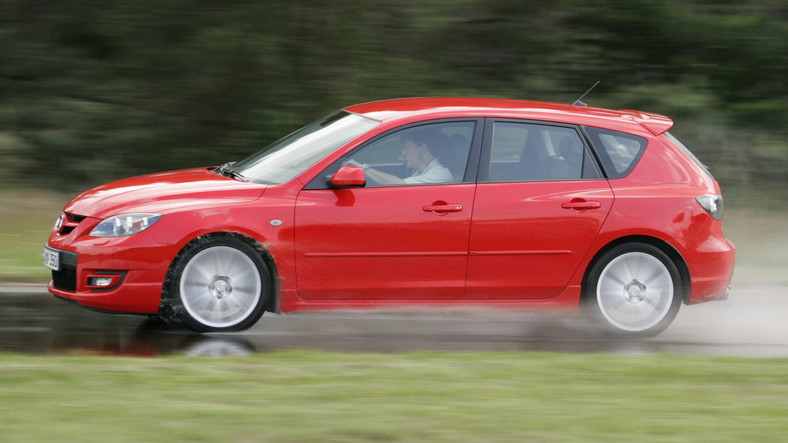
xmin=571 ymin=82 xmax=673 ymax=135
xmin=619 ymin=110 xmax=674 ymax=135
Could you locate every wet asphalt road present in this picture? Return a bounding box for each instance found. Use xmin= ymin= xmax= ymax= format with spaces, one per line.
xmin=1 ymin=284 xmax=787 ymax=357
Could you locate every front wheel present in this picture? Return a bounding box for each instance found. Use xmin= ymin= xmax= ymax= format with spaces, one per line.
xmin=166 ymin=237 xmax=270 ymax=332
xmin=584 ymin=243 xmax=683 ymax=337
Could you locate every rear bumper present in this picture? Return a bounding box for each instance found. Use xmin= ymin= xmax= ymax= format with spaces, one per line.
xmin=716 ymin=286 xmax=731 ymax=302
xmin=683 ymin=235 xmax=735 ymax=304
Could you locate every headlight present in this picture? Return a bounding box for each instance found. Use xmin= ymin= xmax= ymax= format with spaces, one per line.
xmin=90 ymin=213 xmax=162 ymax=237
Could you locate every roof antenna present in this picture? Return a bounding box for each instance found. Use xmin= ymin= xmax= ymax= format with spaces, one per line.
xmin=573 ymin=81 xmax=600 ymax=107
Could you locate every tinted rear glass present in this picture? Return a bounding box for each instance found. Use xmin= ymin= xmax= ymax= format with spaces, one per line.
xmin=486 ymin=122 xmax=601 ymax=182
xmin=664 ymin=131 xmax=714 ymax=180
xmin=584 ymin=127 xmax=648 ymax=179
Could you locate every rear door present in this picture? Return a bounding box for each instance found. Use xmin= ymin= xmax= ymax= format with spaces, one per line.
xmin=465 ymin=119 xmax=614 ymax=299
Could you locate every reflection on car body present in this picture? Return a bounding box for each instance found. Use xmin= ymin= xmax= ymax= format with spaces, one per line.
xmin=44 ymin=97 xmax=735 ymax=337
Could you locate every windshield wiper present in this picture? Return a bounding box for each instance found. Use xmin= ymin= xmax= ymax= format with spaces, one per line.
xmin=214 ymin=161 xmax=247 ymax=181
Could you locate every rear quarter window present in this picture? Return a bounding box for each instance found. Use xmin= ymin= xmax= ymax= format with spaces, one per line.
xmin=583 ymin=126 xmax=648 ymax=179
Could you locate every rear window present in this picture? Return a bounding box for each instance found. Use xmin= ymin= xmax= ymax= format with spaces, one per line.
xmin=584 ymin=126 xmax=648 ymax=179
xmin=664 ymin=132 xmax=714 ymax=180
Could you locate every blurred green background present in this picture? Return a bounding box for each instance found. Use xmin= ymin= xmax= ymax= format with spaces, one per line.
xmin=1 ymin=0 xmax=786 ymax=197
xmin=1 ymin=5 xmax=786 ymax=440
xmin=1 ymin=0 xmax=786 ymax=282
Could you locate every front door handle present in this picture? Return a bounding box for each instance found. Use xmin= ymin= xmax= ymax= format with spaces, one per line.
xmin=423 ymin=203 xmax=463 ymax=215
xmin=561 ymin=199 xmax=601 ymax=211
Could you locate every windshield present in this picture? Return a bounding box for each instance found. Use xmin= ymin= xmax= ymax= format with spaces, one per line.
xmin=229 ymin=111 xmax=380 ymax=184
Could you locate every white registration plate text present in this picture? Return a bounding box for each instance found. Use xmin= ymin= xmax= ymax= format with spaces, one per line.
xmin=43 ymin=246 xmax=60 ymax=271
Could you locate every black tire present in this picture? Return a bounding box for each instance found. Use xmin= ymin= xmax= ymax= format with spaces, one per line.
xmin=583 ymin=242 xmax=682 ymax=338
xmin=165 ymin=236 xmax=270 ymax=332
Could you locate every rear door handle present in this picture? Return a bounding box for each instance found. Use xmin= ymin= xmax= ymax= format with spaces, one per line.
xmin=423 ymin=203 xmax=463 ymax=214
xmin=561 ymin=200 xmax=601 ymax=211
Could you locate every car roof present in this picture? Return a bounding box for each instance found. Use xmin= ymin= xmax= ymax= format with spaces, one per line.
xmin=343 ymin=97 xmax=673 ymax=136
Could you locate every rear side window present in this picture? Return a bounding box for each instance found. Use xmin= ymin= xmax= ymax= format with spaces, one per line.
xmin=485 ymin=122 xmax=601 ymax=182
xmin=584 ymin=127 xmax=648 ymax=179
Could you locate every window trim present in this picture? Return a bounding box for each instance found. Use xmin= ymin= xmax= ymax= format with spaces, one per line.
xmin=477 ymin=118 xmax=604 ymax=183
xmin=304 ymin=118 xmax=484 ymax=190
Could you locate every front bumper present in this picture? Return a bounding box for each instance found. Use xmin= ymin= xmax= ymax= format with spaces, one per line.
xmin=45 ymin=241 xmax=173 ymax=315
xmin=48 ymin=275 xmax=163 ymax=314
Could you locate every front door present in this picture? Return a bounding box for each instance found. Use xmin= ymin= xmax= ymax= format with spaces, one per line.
xmin=294 ymin=120 xmax=479 ymax=300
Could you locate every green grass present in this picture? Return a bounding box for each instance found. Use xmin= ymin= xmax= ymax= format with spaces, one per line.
xmin=1 ymin=351 xmax=787 ymax=442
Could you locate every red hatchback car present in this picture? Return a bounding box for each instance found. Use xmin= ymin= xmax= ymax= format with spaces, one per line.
xmin=44 ymin=98 xmax=735 ymax=336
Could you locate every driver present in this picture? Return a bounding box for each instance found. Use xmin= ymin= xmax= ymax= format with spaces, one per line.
xmin=347 ymin=130 xmax=453 ymax=185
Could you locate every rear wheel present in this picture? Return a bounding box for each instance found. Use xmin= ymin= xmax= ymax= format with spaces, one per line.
xmin=584 ymin=243 xmax=682 ymax=337
xmin=167 ymin=237 xmax=270 ymax=332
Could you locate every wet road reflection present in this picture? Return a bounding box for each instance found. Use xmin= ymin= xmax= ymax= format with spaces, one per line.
xmin=2 ymin=285 xmax=787 ymax=357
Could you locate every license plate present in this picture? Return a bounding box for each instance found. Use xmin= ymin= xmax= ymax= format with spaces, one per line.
xmin=43 ymin=246 xmax=60 ymax=271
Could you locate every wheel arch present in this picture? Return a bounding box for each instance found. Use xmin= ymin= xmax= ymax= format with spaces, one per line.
xmin=581 ymin=235 xmax=691 ymax=304
xmin=161 ymin=231 xmax=280 ymax=316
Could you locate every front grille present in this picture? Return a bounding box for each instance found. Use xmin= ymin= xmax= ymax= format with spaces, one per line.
xmin=58 ymin=213 xmax=87 ymax=236
xmin=52 ymin=250 xmax=79 ymax=292
xmin=68 ymin=213 xmax=87 ymax=223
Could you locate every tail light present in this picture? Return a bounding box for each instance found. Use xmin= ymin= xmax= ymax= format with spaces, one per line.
xmin=696 ymin=194 xmax=724 ymax=221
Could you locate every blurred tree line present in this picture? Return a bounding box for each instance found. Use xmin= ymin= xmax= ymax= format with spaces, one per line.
xmin=0 ymin=0 xmax=786 ymax=201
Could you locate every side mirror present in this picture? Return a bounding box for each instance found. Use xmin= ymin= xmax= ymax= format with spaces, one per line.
xmin=331 ymin=166 xmax=366 ymax=188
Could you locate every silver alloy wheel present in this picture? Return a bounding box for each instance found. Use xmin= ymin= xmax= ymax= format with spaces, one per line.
xmin=596 ymin=251 xmax=674 ymax=332
xmin=179 ymin=245 xmax=262 ymax=329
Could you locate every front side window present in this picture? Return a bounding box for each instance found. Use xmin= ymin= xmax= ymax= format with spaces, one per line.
xmin=486 ymin=122 xmax=598 ymax=182
xmin=230 ymin=111 xmax=380 ymax=184
xmin=341 ymin=121 xmax=475 ymax=187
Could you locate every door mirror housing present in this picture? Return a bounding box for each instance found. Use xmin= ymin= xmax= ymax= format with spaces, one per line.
xmin=331 ymin=166 xmax=366 ymax=188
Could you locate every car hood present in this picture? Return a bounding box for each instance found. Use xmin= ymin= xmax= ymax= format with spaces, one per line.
xmin=64 ymin=168 xmax=267 ymax=219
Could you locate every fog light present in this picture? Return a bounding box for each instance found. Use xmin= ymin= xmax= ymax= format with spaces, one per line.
xmin=86 ymin=271 xmax=127 ymax=291
xmin=89 ymin=277 xmax=114 ymax=287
